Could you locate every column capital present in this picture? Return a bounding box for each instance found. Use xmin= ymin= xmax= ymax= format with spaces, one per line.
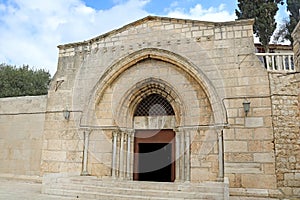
xmin=119 ymin=128 xmax=134 ymax=133
xmin=173 ymin=127 xmax=184 ymax=133
xmin=217 ymin=129 xmax=223 ymax=137
xmin=127 ymin=130 xmax=134 ymax=137
xmin=112 ymin=130 xmax=119 ymax=137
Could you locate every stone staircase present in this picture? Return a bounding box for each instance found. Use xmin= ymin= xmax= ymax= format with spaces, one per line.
xmin=42 ymin=174 xmax=229 ymax=200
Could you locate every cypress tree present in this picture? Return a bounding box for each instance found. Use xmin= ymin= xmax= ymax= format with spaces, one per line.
xmin=236 ymin=0 xmax=283 ymax=51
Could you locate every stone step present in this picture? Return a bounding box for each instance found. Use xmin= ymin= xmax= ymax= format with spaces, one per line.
xmin=43 ymin=175 xmax=228 ymax=200
xmin=46 ymin=183 xmax=224 ymax=199
xmin=45 ymin=187 xmax=223 ymax=200
xmin=44 ymin=188 xmax=185 ymax=200
xmin=56 ymin=176 xmax=225 ymax=193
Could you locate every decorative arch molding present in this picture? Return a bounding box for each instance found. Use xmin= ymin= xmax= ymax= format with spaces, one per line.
xmin=114 ymin=78 xmax=185 ymax=128
xmin=81 ymin=48 xmax=227 ymax=127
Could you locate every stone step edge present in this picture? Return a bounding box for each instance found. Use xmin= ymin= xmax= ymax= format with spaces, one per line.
xmin=49 ymin=180 xmax=226 ymax=194
xmin=47 ymin=183 xmax=225 ymax=197
xmin=57 ymin=176 xmax=226 ymax=188
xmin=44 ymin=188 xmax=186 ymax=200
xmin=53 ymin=180 xmax=226 ymax=191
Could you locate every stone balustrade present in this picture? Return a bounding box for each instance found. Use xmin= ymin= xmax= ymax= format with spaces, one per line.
xmin=256 ymin=53 xmax=295 ymax=72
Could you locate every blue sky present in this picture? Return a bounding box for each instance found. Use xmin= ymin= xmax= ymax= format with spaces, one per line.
xmin=83 ymin=0 xmax=238 ymax=14
xmin=0 ymin=0 xmax=289 ymax=75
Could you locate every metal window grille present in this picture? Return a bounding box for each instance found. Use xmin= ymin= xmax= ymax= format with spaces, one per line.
xmin=134 ymin=94 xmax=175 ymax=116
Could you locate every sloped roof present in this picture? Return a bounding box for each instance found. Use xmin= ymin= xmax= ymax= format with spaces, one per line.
xmin=58 ymin=15 xmax=254 ymax=49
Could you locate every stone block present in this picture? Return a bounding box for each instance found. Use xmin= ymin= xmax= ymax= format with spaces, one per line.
xmin=241 ymin=174 xmax=276 ymax=189
xmin=254 ymin=153 xmax=275 ymax=163
xmin=62 ymin=140 xmax=83 ymax=151
xmin=66 ymin=151 xmax=83 ymax=162
xmin=253 ymin=128 xmax=273 ymax=140
xmin=94 ymin=140 xmax=112 ymax=153
xmin=235 ymin=118 xmax=245 ymax=125
xmin=235 ymin=129 xmax=253 ymax=140
xmin=223 ymin=129 xmax=235 ymax=140
xmin=248 ymin=140 xmax=262 ymax=152
xmin=263 ymin=163 xmax=275 ymax=174
xmin=245 ymin=117 xmax=264 ymax=128
xmin=225 ymin=162 xmax=262 ymax=174
xmin=225 ymin=153 xmax=253 ymax=162
xmin=203 ymin=29 xmax=213 ymax=36
xmin=42 ymin=150 xmax=67 ymax=162
xmin=60 ymin=162 xmax=82 ymax=173
xmin=252 ymin=107 xmax=271 ymax=116
xmin=190 ymin=168 xmax=214 ymax=182
xmin=226 ymin=173 xmax=242 ymax=188
xmin=293 ymin=187 xmax=300 ymax=196
xmin=47 ymin=140 xmax=62 ymax=150
xmin=91 ymin=163 xmax=111 ymax=177
xmin=224 ymin=141 xmax=248 ymax=152
xmin=262 ymin=141 xmax=274 ymax=152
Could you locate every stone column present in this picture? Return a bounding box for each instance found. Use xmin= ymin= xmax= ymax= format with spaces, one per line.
xmin=119 ymin=131 xmax=125 ymax=178
xmin=180 ymin=129 xmax=185 ymax=181
xmin=81 ymin=130 xmax=91 ymax=176
xmin=126 ymin=131 xmax=133 ymax=180
xmin=174 ymin=128 xmax=183 ymax=182
xmin=112 ymin=130 xmax=118 ymax=179
xmin=184 ymin=129 xmax=191 ymax=182
xmin=217 ymin=129 xmax=224 ymax=181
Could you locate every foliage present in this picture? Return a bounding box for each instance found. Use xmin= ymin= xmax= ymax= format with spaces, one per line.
xmin=274 ymin=0 xmax=300 ymax=43
xmin=0 ymin=63 xmax=51 ymax=98
xmin=236 ymin=0 xmax=284 ymax=51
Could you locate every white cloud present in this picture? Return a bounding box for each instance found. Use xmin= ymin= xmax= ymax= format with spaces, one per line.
xmin=0 ymin=0 xmax=236 ymax=76
xmin=166 ymin=3 xmax=236 ymax=22
xmin=0 ymin=0 xmax=149 ymax=75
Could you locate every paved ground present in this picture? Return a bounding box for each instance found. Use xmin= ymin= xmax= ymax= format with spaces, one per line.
xmin=0 ymin=178 xmax=73 ymax=200
xmin=0 ymin=178 xmax=281 ymax=200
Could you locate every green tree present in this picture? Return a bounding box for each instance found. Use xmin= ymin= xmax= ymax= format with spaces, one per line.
xmin=236 ymin=0 xmax=283 ymax=51
xmin=0 ymin=63 xmax=51 ymax=98
xmin=274 ymin=0 xmax=300 ymax=43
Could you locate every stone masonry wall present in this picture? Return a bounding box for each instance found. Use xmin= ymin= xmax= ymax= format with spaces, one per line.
xmin=0 ymin=96 xmax=47 ymax=177
xmin=41 ymin=16 xmax=278 ymax=193
xmin=270 ymin=72 xmax=300 ymax=197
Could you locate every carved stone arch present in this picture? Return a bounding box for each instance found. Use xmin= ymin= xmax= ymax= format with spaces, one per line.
xmin=81 ymin=48 xmax=227 ymax=127
xmin=114 ymin=78 xmax=185 ymax=128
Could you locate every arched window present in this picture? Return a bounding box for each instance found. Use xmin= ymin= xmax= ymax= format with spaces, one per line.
xmin=134 ymin=94 xmax=175 ymax=116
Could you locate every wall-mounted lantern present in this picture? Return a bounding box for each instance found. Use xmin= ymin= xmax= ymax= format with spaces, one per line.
xmin=63 ymin=109 xmax=70 ymax=120
xmin=242 ymin=99 xmax=250 ymax=117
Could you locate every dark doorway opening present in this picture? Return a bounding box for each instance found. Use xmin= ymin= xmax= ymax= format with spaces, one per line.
xmin=138 ymin=143 xmax=172 ymax=182
xmin=133 ymin=130 xmax=175 ymax=182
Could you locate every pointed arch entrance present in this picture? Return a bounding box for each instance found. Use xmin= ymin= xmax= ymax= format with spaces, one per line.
xmin=86 ymin=48 xmax=226 ymax=182
xmin=133 ymin=94 xmax=176 ymax=182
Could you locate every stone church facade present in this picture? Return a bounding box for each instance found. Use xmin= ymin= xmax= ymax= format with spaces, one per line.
xmin=0 ymin=16 xmax=299 ymax=199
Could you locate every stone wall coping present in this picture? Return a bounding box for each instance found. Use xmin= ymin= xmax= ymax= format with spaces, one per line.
xmin=0 ymin=95 xmax=47 ymax=102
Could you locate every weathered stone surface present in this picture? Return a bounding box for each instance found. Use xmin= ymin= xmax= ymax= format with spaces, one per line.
xmin=0 ymin=16 xmax=299 ymax=199
xmin=269 ymin=71 xmax=300 ymax=197
xmin=241 ymin=174 xmax=277 ymax=189
xmin=0 ymin=96 xmax=47 ymax=176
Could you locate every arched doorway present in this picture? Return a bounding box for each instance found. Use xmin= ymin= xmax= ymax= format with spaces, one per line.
xmin=133 ymin=94 xmax=176 ymax=182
